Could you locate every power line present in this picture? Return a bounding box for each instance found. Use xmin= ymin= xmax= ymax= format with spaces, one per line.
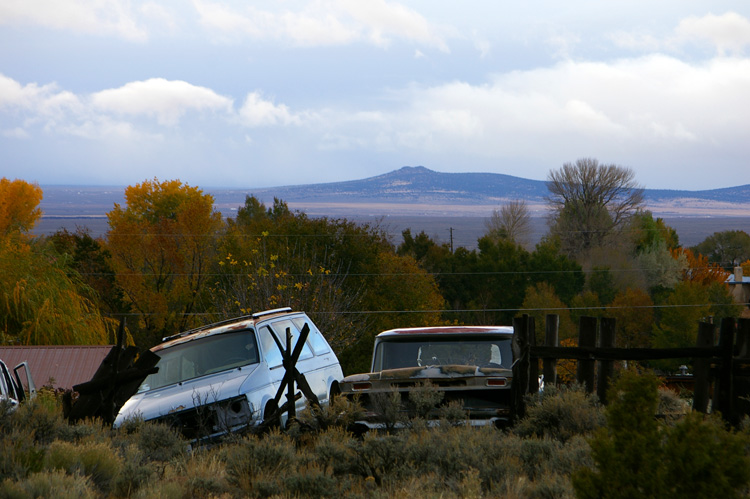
xmin=109 ymin=302 xmax=738 ymax=317
xmin=72 ymin=266 xmax=732 ymax=278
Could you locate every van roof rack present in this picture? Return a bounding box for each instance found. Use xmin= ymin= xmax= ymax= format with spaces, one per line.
xmin=252 ymin=307 xmax=292 ymax=318
xmin=161 ymin=314 xmax=255 ymax=342
xmin=160 ymin=307 xmax=294 ymax=342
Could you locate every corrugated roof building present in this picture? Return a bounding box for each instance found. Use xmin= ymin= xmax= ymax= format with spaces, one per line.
xmin=0 ymin=345 xmax=113 ymax=391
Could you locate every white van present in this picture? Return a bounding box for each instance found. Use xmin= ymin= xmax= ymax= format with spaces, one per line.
xmin=113 ymin=308 xmax=343 ymax=441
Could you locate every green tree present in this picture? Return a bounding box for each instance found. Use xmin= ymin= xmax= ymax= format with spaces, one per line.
xmin=0 ymin=182 xmax=114 ymax=345
xmin=106 ymin=178 xmax=223 ymax=346
xmin=217 ymin=196 xmax=444 ymax=374
xmin=0 ymin=236 xmax=114 ymax=345
xmin=346 ymin=252 xmax=445 ymax=374
xmin=587 ymin=266 xmax=618 ymax=305
xmin=574 ymin=370 xmax=750 ymax=499
xmin=454 ymin=236 xmax=530 ymax=325
xmin=48 ymin=228 xmax=128 ymax=317
xmin=692 ymin=230 xmax=750 ymax=270
xmin=520 ymin=282 xmax=576 ymax=342
xmin=569 ymin=291 xmax=604 ymax=329
xmin=652 ymin=281 xmax=711 ymax=348
xmin=635 ymin=239 xmax=685 ymax=291
xmin=609 ymin=288 xmax=654 ymax=349
xmin=573 ymin=371 xmax=664 ymax=498
xmin=397 ymin=229 xmax=452 ymax=275
xmin=547 ymin=158 xmax=644 ymax=259
xmin=527 ymin=237 xmax=585 ymax=305
xmin=630 ymin=211 xmax=679 ymax=253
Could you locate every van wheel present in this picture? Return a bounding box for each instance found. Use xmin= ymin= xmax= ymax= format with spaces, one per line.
xmin=329 ymin=382 xmax=341 ymax=404
xmin=263 ymin=401 xmax=280 ymax=430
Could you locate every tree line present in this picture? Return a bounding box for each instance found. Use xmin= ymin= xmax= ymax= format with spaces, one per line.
xmin=1 ymin=160 xmax=749 ymax=374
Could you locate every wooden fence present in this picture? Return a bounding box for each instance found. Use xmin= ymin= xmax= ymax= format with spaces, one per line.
xmin=511 ymin=314 xmax=750 ymax=425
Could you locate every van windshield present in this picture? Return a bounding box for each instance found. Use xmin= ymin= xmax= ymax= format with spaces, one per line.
xmin=138 ymin=330 xmax=259 ymax=392
xmin=372 ymin=337 xmax=513 ymax=371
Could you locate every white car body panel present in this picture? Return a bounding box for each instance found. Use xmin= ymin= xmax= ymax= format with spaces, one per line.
xmin=113 ymin=309 xmax=343 ymax=440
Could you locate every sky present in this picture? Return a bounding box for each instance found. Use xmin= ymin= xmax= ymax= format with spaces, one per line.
xmin=1 ymin=1 xmax=750 ymax=191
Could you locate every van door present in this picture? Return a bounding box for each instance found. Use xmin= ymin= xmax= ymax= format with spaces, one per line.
xmin=13 ymin=362 xmax=36 ymax=402
xmin=265 ymin=318 xmax=325 ymax=410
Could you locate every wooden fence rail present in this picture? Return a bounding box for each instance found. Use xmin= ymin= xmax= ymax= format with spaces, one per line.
xmin=511 ymin=314 xmax=750 ymax=425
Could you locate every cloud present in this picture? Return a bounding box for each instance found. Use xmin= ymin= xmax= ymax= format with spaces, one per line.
xmin=0 ymin=75 xmax=238 ymax=139
xmin=2 ymin=127 xmax=30 ymax=139
xmin=238 ymin=92 xmax=302 ymax=127
xmin=674 ymin=11 xmax=750 ymax=55
xmin=0 ymin=0 xmax=149 ymax=41
xmin=91 ymin=78 xmax=234 ymax=126
xmin=192 ymin=0 xmax=449 ymax=50
xmin=335 ymin=0 xmax=450 ymax=51
xmin=611 ymin=11 xmax=750 ymax=56
xmin=310 ymin=52 xmax=750 ymax=173
xmin=0 ymin=74 xmax=84 ymax=125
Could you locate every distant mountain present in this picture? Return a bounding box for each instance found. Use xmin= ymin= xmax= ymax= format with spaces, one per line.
xmin=235 ymin=166 xmax=750 ymax=207
xmin=39 ymin=166 xmax=750 ymax=218
xmin=242 ymin=166 xmax=549 ymax=204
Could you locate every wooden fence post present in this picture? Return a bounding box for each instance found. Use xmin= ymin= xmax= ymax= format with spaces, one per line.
xmin=737 ymin=318 xmax=750 ymax=359
xmin=735 ymin=318 xmax=750 ymax=420
xmin=512 ymin=315 xmax=530 ymax=421
xmin=543 ymin=314 xmax=559 ymax=388
xmin=715 ymin=318 xmax=736 ymax=424
xmin=597 ymin=317 xmax=616 ymax=404
xmin=577 ymin=316 xmax=597 ymax=393
xmin=693 ymin=321 xmax=714 ymax=414
xmin=528 ymin=316 xmax=539 ymax=394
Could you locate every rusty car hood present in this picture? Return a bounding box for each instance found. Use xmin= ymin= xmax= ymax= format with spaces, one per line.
xmin=342 ymin=364 xmax=512 ymax=383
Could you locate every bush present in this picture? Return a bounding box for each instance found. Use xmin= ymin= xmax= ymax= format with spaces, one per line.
xmin=10 ymin=394 xmax=66 ymax=445
xmin=46 ymin=440 xmax=122 ymax=494
xmin=183 ymin=451 xmax=231 ymax=499
xmin=573 ymin=370 xmax=750 ymax=499
xmin=0 ymin=430 xmax=45 ymax=481
xmin=513 ymin=384 xmax=604 ymax=442
xmin=111 ymin=444 xmax=153 ymax=497
xmin=657 ymin=387 xmax=690 ymax=422
xmin=312 ymin=426 xmax=360 ymax=476
xmin=134 ymin=422 xmax=187 ymax=463
xmin=288 ymin=395 xmax=365 ymax=436
xmin=224 ymin=431 xmax=300 ymax=494
xmin=0 ymin=470 xmax=97 ymax=499
xmin=662 ymin=412 xmax=750 ymax=498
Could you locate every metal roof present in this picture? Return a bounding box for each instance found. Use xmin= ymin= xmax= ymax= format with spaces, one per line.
xmin=0 ymin=345 xmax=113 ymax=391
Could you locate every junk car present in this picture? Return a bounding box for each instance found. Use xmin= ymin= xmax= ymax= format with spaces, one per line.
xmin=339 ymin=326 xmax=514 ymax=429
xmin=0 ymin=358 xmax=36 ymax=410
xmin=113 ymin=308 xmax=343 ymax=441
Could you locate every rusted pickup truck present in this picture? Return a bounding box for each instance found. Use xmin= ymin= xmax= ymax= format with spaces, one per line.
xmin=339 ymin=326 xmax=514 ymax=429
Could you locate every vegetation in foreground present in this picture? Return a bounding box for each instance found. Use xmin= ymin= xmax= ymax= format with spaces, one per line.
xmin=1 ymin=372 xmax=749 ymax=498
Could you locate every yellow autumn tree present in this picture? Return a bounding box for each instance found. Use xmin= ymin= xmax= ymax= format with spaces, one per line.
xmin=106 ymin=178 xmax=223 ymax=346
xmin=0 ymin=178 xmax=43 ymax=238
xmin=0 ymin=179 xmax=114 ymax=345
xmin=671 ymin=247 xmax=729 ymax=285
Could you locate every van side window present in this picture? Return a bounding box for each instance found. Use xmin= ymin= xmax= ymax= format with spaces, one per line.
xmin=268 ymin=319 xmax=314 ymax=361
xmin=260 ymin=326 xmax=283 ymax=368
xmin=0 ymin=363 xmax=16 ymax=400
xmin=0 ymin=364 xmax=8 ymax=399
xmin=293 ymin=317 xmax=331 ymax=355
